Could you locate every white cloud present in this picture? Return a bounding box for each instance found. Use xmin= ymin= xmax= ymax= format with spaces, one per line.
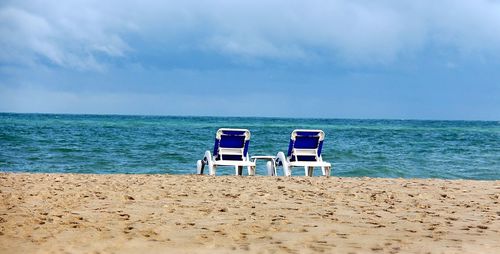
xmin=0 ymin=2 xmax=131 ymax=71
xmin=2 ymin=0 xmax=500 ymax=70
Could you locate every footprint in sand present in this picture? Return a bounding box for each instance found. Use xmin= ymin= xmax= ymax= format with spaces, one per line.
xmin=140 ymin=229 xmax=158 ymax=239
xmin=123 ymin=226 xmax=134 ymax=233
xmin=118 ymin=213 xmax=130 ymax=220
xmin=336 ymin=233 xmax=349 ymax=239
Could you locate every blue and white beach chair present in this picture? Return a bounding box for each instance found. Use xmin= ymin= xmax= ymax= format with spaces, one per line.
xmin=197 ymin=128 xmax=256 ymax=176
xmin=276 ymin=129 xmax=332 ymax=176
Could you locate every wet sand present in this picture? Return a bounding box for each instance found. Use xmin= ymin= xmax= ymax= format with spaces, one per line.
xmin=1 ymin=173 xmax=499 ymax=253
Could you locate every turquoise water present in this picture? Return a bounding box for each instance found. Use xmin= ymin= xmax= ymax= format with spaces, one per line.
xmin=0 ymin=113 xmax=499 ymax=179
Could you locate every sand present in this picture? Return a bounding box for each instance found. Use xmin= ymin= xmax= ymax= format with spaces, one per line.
xmin=0 ymin=173 xmax=499 ymax=253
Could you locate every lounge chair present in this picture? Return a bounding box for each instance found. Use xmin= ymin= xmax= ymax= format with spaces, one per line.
xmin=197 ymin=128 xmax=256 ymax=176
xmin=275 ymin=129 xmax=332 ymax=176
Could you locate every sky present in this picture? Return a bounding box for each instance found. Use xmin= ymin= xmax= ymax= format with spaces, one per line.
xmin=1 ymin=0 xmax=500 ymax=120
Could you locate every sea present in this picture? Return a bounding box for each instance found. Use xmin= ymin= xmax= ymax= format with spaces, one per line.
xmin=1 ymin=113 xmax=499 ymax=179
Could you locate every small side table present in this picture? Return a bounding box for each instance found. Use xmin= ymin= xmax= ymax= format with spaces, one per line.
xmin=251 ymin=156 xmax=278 ymax=176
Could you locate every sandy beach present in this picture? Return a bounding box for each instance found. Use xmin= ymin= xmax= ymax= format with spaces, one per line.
xmin=0 ymin=173 xmax=499 ymax=253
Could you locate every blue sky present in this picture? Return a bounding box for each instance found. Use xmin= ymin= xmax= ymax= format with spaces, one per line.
xmin=1 ymin=0 xmax=499 ymax=120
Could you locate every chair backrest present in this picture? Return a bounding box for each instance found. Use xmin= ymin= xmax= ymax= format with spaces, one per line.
xmin=213 ymin=128 xmax=251 ymax=161
xmin=287 ymin=129 xmax=325 ymax=162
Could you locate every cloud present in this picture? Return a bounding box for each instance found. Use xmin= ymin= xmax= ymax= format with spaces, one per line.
xmin=199 ymin=0 xmax=500 ymax=64
xmin=0 ymin=2 xmax=131 ymax=71
xmin=2 ymin=0 xmax=500 ymax=71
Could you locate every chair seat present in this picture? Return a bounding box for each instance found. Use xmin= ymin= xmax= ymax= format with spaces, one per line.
xmin=213 ymin=160 xmax=255 ymax=167
xmin=219 ymin=147 xmax=244 ymax=155
xmin=293 ymin=148 xmax=318 ymax=156
xmin=289 ymin=161 xmax=331 ymax=168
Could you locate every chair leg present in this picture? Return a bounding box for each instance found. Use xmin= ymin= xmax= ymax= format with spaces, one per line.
xmin=284 ymin=165 xmax=292 ymax=176
xmin=322 ymin=166 xmax=331 ymax=176
xmin=196 ymin=160 xmax=204 ymax=174
xmin=209 ymin=165 xmax=216 ymax=176
xmin=204 ymin=151 xmax=216 ymax=176
xmin=248 ymin=166 xmax=256 ymax=176
xmin=235 ymin=166 xmax=243 ymax=176
xmin=305 ymin=166 xmax=313 ymax=177
xmin=266 ymin=161 xmax=274 ymax=176
xmin=277 ymin=152 xmax=291 ymax=176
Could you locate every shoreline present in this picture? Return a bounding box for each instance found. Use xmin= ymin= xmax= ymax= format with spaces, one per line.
xmin=2 ymin=171 xmax=499 ymax=181
xmin=1 ymin=173 xmax=499 ymax=253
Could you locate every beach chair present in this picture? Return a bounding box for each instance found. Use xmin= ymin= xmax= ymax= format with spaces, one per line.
xmin=275 ymin=129 xmax=332 ymax=176
xmin=197 ymin=128 xmax=256 ymax=176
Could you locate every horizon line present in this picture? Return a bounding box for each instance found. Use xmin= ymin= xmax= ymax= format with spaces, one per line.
xmin=1 ymin=111 xmax=498 ymax=122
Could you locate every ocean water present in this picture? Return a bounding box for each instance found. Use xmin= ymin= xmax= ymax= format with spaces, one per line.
xmin=0 ymin=113 xmax=499 ymax=179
